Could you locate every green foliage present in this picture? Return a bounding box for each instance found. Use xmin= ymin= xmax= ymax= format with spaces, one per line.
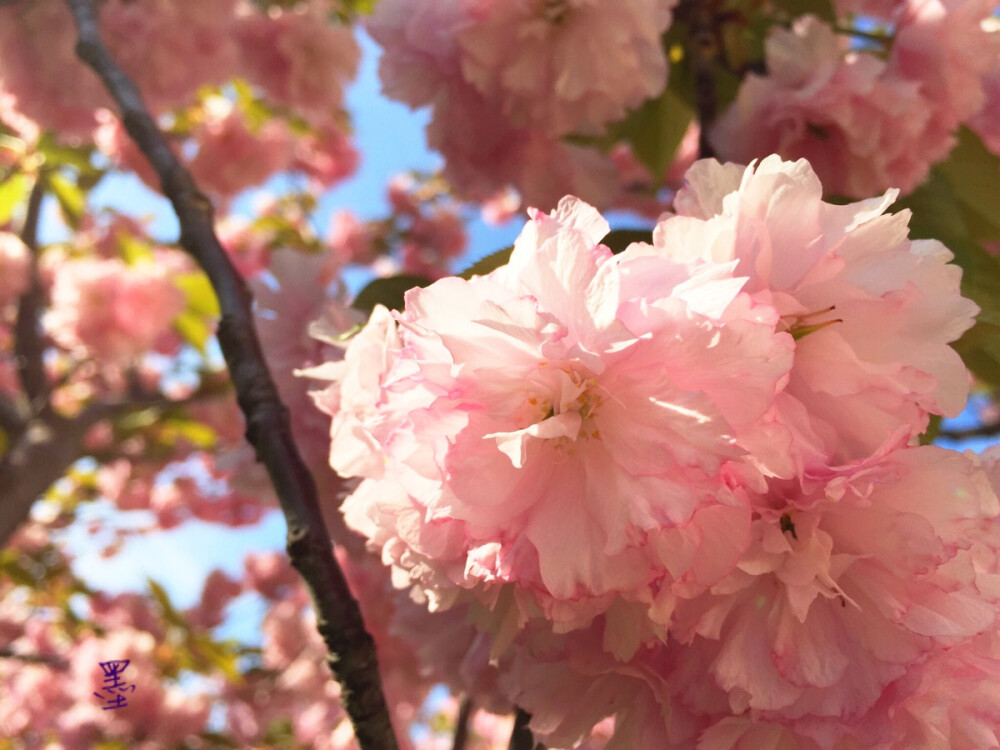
xmin=896 ymin=128 xmax=1000 ymax=388
xmin=768 ymin=0 xmax=837 ymax=23
xmin=604 ymin=229 xmax=653 ymax=253
xmin=158 ymin=416 xmax=218 ymax=450
xmin=0 ymin=171 xmax=28 ymax=226
xmin=148 ymin=577 xmax=189 ymax=629
xmin=48 ymin=172 xmax=86 ymax=230
xmin=182 ymin=633 xmax=243 ymax=682
xmin=175 ymin=271 xmax=222 ymax=318
xmin=458 ymin=246 xmax=513 ymax=279
xmin=608 ymin=81 xmax=694 ymax=178
xmin=174 ymin=270 xmax=221 ymax=353
xmin=351 ymin=274 xmax=433 ymax=313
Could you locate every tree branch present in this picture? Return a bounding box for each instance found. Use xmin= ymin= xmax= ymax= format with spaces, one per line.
xmin=0 ymin=406 xmax=104 ymax=548
xmin=451 ymin=696 xmax=474 ymax=750
xmin=0 ymin=646 xmax=69 ymax=669
xmin=507 ymin=709 xmax=538 ymax=750
xmin=14 ymin=177 xmax=47 ymax=407
xmin=0 ymin=385 xmax=225 ymax=548
xmin=63 ymin=2 xmax=398 ymax=748
xmin=938 ymin=421 xmax=1000 ymax=441
xmin=677 ymin=0 xmax=724 ymax=159
xmin=0 ymin=392 xmax=26 ymax=440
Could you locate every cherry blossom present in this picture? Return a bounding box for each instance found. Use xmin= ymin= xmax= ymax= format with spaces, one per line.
xmin=711 ymin=15 xmax=949 ymax=198
xmin=315 ymin=195 xmax=793 ymax=639
xmin=659 ymin=155 xmax=978 ymax=476
xmin=44 ymin=254 xmax=187 ymax=364
xmin=457 ymin=0 xmax=675 ymax=137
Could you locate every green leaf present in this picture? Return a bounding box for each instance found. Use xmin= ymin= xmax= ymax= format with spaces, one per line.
xmin=920 ymin=414 xmax=942 ymax=446
xmin=609 ymin=84 xmax=694 ymax=178
xmin=174 ymin=271 xmax=221 ymax=318
xmin=36 ymin=132 xmax=97 ymax=174
xmin=184 ymin=634 xmax=242 ymax=681
xmin=895 ymin=130 xmax=1000 ymax=388
xmin=0 ymin=172 xmax=28 ymax=226
xmin=48 ymin=172 xmax=86 ymax=229
xmin=604 ymin=229 xmax=653 ymax=254
xmin=459 ymin=246 xmax=513 ymax=279
xmin=934 ymin=127 xmax=1000 ymax=240
xmin=147 ymin=577 xmax=187 ymax=628
xmin=769 ymin=0 xmax=837 ymax=23
xmin=117 ymin=232 xmax=156 ymax=265
xmin=159 ymin=417 xmax=217 ymax=449
xmin=174 ymin=309 xmax=216 ymax=353
xmin=352 ymin=274 xmax=432 ymax=313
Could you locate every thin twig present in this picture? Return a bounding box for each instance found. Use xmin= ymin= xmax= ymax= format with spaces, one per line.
xmin=451 ymin=696 xmax=474 ymax=750
xmin=14 ymin=178 xmax=47 ymax=407
xmin=62 ymin=2 xmax=398 ymax=748
xmin=938 ymin=422 xmax=1000 ymax=441
xmin=0 ymin=646 xmax=69 ymax=669
xmin=677 ymin=0 xmax=724 ymax=159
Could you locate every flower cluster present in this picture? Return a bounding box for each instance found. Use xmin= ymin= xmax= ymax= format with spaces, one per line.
xmin=713 ymin=2 xmax=999 ymax=197
xmin=367 ymin=0 xmax=674 ymax=210
xmin=0 ymin=0 xmax=359 ymax=197
xmin=316 ymin=156 xmax=997 ymax=745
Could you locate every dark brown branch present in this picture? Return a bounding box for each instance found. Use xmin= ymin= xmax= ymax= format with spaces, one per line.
xmin=0 ymin=405 xmax=105 ymax=548
xmin=63 ymin=2 xmax=398 ymax=748
xmin=0 ymin=381 xmax=224 ymax=548
xmin=507 ymin=709 xmax=537 ymax=750
xmin=14 ymin=178 xmax=47 ymax=407
xmin=938 ymin=422 xmax=1000 ymax=441
xmin=0 ymin=646 xmax=69 ymax=669
xmin=451 ymin=696 xmax=474 ymax=750
xmin=0 ymin=393 xmax=26 ymax=439
xmin=677 ymin=0 xmax=724 ymax=159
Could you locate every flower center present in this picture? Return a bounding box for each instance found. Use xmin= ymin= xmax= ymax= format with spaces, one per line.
xmin=781 ymin=305 xmax=842 ymax=340
xmin=538 ymin=0 xmax=569 ymax=24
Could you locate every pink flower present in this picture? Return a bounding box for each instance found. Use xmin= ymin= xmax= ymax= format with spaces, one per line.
xmin=506 ymin=446 xmax=1000 ymax=747
xmin=187 ymin=569 xmax=242 ymax=629
xmin=318 ymin=196 xmax=792 ymax=637
xmin=93 ymin=110 xmax=163 ymax=190
xmin=0 ymin=0 xmax=238 ymax=140
xmin=328 ymin=210 xmax=377 ymax=265
xmin=888 ymin=0 xmax=998 ymax=133
xmin=711 ymin=16 xmax=951 ymax=197
xmin=99 ymin=0 xmax=240 ymax=113
xmin=188 ymin=101 xmax=293 ymax=197
xmin=0 ymin=232 xmax=29 ymax=305
xmin=968 ymin=48 xmax=1000 ymax=155
xmin=401 ymin=209 xmax=468 ymax=278
xmin=291 ymin=125 xmax=360 ymax=189
xmin=368 ymin=0 xmax=620 ymax=210
xmin=45 ymin=255 xmax=187 ymax=363
xmin=666 ymin=446 xmax=1000 ymax=740
xmin=659 ymin=155 xmax=978 ymax=476
xmin=0 ymin=0 xmax=109 ymax=139
xmin=236 ymin=3 xmax=359 ymax=127
xmin=457 ymin=0 xmax=675 ymax=137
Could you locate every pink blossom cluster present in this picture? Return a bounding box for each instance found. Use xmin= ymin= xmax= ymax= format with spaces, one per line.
xmin=0 ymin=0 xmax=360 ymax=196
xmin=367 ymin=0 xmax=675 ymax=210
xmin=327 ymin=175 xmax=469 ymax=278
xmin=315 ymin=156 xmax=999 ymax=745
xmin=713 ymin=2 xmax=1000 ymax=196
xmin=44 ymin=254 xmax=187 ymax=365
